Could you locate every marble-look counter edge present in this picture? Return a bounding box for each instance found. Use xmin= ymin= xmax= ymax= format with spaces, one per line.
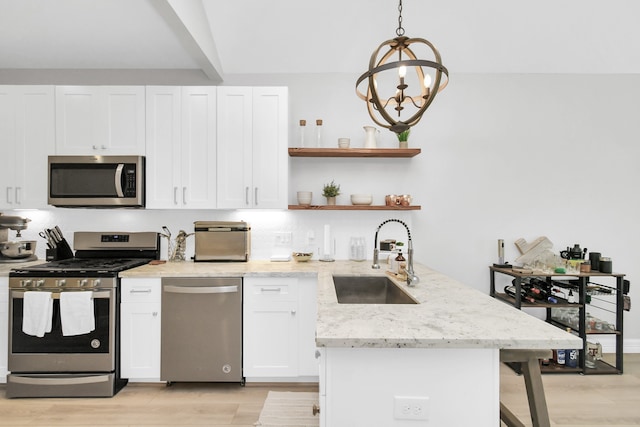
xmin=3 ymin=259 xmax=582 ymax=351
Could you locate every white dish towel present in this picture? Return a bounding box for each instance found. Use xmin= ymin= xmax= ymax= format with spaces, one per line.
xmin=22 ymin=291 xmax=53 ymax=337
xmin=60 ymin=291 xmax=95 ymax=336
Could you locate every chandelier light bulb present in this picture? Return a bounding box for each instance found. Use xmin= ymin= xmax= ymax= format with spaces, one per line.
xmin=423 ymin=74 xmax=432 ymax=89
xmin=398 ymin=65 xmax=407 ymax=78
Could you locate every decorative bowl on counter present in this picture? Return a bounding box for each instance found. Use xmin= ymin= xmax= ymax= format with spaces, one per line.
xmin=350 ymin=194 xmax=373 ymax=205
xmin=292 ymin=252 xmax=313 ymax=262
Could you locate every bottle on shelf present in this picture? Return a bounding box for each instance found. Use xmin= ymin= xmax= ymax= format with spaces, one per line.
xmin=315 ymin=119 xmax=323 ymax=148
xmin=298 ymin=119 xmax=308 ymax=147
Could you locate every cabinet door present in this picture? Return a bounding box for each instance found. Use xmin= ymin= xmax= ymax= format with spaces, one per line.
xmin=180 ymin=87 xmax=217 ymax=208
xmin=0 ymin=86 xmax=54 ymax=209
xmin=216 ymin=87 xmax=253 ymax=209
xmin=243 ymin=300 xmax=299 ymax=377
xmin=0 ymin=277 xmax=8 ymax=383
xmin=14 ymin=86 xmax=55 ymax=208
xmin=120 ymin=302 xmax=161 ymax=381
xmin=55 ymin=86 xmax=145 ymax=155
xmin=243 ymin=277 xmax=299 ymax=377
xmin=0 ymin=87 xmax=17 ymax=209
xmin=217 ymin=87 xmax=288 ymax=209
xmin=145 ymin=86 xmax=182 ymax=209
xmin=252 ymin=87 xmax=288 ymax=209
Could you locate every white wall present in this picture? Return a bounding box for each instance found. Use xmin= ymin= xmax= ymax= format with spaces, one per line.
xmin=6 ymin=71 xmax=639 ymax=347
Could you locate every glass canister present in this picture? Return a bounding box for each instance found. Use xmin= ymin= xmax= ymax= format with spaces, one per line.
xmin=349 ymin=237 xmax=366 ymax=261
xmin=298 ymin=119 xmax=307 ymax=147
xmin=314 ymin=119 xmax=323 ymax=148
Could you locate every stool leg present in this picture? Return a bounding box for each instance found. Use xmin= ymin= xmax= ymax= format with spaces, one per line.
xmin=520 ymin=357 xmax=551 ymax=427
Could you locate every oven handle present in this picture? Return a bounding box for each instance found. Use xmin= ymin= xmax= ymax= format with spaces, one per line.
xmin=11 ymin=290 xmax=112 ymax=299
xmin=163 ymin=285 xmax=238 ymax=294
xmin=9 ymin=375 xmax=111 ymax=386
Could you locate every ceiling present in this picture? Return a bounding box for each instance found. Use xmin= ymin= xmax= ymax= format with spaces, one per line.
xmin=1 ymin=0 xmax=639 ymax=82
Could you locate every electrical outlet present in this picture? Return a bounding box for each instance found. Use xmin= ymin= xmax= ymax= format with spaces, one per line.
xmin=274 ymin=232 xmax=292 ymax=245
xmin=393 ymin=396 xmax=429 ymax=420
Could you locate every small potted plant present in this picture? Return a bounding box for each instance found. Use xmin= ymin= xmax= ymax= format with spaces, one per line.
xmin=322 ymin=180 xmax=341 ymax=205
xmin=397 ymin=129 xmax=410 ymax=148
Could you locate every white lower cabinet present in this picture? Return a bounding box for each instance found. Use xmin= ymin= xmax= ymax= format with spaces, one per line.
xmin=243 ymin=276 xmax=318 ymax=380
xmin=120 ymin=278 xmax=161 ymax=382
xmin=0 ymin=277 xmax=8 ymax=383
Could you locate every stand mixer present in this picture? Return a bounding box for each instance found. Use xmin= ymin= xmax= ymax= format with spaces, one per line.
xmin=0 ymin=213 xmax=36 ymax=263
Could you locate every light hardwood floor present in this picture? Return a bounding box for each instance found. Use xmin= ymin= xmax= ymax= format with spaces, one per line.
xmin=0 ymin=355 xmax=638 ymax=426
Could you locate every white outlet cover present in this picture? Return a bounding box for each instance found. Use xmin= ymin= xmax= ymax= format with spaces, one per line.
xmin=393 ymin=396 xmax=430 ymax=420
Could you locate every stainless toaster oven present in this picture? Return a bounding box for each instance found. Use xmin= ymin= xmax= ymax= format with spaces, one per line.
xmin=194 ymin=221 xmax=250 ymax=262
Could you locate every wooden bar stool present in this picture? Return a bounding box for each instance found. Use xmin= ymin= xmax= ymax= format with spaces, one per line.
xmin=500 ymin=349 xmax=553 ymax=427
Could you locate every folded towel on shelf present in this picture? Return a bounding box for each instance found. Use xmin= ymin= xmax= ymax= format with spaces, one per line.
xmin=22 ymin=291 xmax=53 ymax=337
xmin=60 ymin=291 xmax=95 ymax=336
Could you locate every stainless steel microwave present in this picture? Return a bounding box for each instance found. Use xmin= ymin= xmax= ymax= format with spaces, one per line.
xmin=48 ymin=155 xmax=145 ymax=207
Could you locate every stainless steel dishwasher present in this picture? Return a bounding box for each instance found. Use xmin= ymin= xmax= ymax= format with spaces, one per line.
xmin=161 ymin=277 xmax=243 ymax=384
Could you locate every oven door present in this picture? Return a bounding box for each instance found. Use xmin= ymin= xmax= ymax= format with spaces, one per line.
xmin=8 ymin=288 xmax=116 ymax=373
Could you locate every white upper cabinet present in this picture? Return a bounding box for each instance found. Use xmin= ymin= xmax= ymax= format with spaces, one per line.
xmin=0 ymin=86 xmax=55 ymax=209
xmin=145 ymin=86 xmax=217 ymax=209
xmin=217 ymin=87 xmax=288 ymax=209
xmin=55 ymin=86 xmax=145 ymax=155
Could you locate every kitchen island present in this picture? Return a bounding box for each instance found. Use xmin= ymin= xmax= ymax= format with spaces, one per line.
xmin=120 ymin=259 xmax=581 ymax=426
xmin=0 ymin=260 xmax=580 ymax=424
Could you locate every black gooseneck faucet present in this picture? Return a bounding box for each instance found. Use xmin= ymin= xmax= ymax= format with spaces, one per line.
xmin=372 ymin=218 xmax=419 ymax=286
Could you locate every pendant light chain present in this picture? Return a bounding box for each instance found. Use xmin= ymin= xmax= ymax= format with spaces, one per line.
xmin=396 ymin=0 xmax=405 ymax=36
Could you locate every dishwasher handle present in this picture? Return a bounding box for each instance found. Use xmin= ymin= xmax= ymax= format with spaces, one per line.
xmin=163 ymin=285 xmax=239 ymax=294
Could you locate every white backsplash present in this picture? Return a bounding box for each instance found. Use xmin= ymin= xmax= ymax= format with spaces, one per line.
xmin=14 ymin=208 xmax=415 ymax=263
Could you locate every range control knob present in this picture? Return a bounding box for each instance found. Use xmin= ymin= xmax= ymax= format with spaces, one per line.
xmin=92 ymin=279 xmax=101 ymax=287
xmin=56 ymin=279 xmax=66 ymax=287
xmin=79 ymin=279 xmax=88 ymax=287
xmin=36 ymin=279 xmax=45 ymax=287
xmin=21 ymin=279 xmax=32 ymax=287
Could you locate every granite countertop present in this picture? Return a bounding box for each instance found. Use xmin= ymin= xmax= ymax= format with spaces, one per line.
xmin=120 ymin=259 xmax=581 ymax=351
xmin=3 ymin=258 xmax=582 ymax=351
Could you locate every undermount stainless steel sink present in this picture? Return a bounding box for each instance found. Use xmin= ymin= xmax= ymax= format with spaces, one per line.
xmin=332 ymin=275 xmax=419 ymax=304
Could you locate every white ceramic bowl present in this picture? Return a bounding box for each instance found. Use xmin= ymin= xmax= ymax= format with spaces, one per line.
xmin=350 ymin=194 xmax=373 ymax=205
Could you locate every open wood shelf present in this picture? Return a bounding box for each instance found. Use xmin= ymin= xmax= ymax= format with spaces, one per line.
xmin=288 ymin=147 xmax=421 ymax=158
xmin=288 ymin=204 xmax=421 ymax=211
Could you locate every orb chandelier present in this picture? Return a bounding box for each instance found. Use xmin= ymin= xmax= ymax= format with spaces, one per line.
xmin=356 ymin=0 xmax=449 ymax=135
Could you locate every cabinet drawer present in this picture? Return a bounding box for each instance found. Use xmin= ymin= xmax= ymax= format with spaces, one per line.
xmin=244 ymin=277 xmax=298 ymax=303
xmin=121 ymin=278 xmax=161 ymax=303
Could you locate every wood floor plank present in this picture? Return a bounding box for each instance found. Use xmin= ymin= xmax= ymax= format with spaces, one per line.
xmin=0 ymin=356 xmax=638 ymax=426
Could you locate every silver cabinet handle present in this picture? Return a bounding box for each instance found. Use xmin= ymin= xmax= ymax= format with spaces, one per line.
xmin=15 ymin=187 xmax=21 ymax=204
xmin=173 ymin=187 xmax=178 ymax=205
xmin=254 ymin=187 xmax=258 ymax=206
xmin=183 ymin=187 xmax=187 ymax=205
xmin=260 ymin=287 xmax=282 ymax=293
xmin=130 ymin=289 xmax=152 ymax=294
xmin=6 ymin=187 xmax=13 ymax=204
xmin=245 ymin=186 xmax=250 ymax=205
xmin=152 ymin=312 xmax=158 ymax=317
xmin=291 ymin=309 xmax=297 ymax=315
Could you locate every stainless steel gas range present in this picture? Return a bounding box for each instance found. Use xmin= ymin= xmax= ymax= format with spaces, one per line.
xmin=6 ymin=231 xmax=159 ymax=398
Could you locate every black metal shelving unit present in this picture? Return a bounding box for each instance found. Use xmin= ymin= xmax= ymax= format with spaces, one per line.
xmin=490 ymin=266 xmax=627 ymax=375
